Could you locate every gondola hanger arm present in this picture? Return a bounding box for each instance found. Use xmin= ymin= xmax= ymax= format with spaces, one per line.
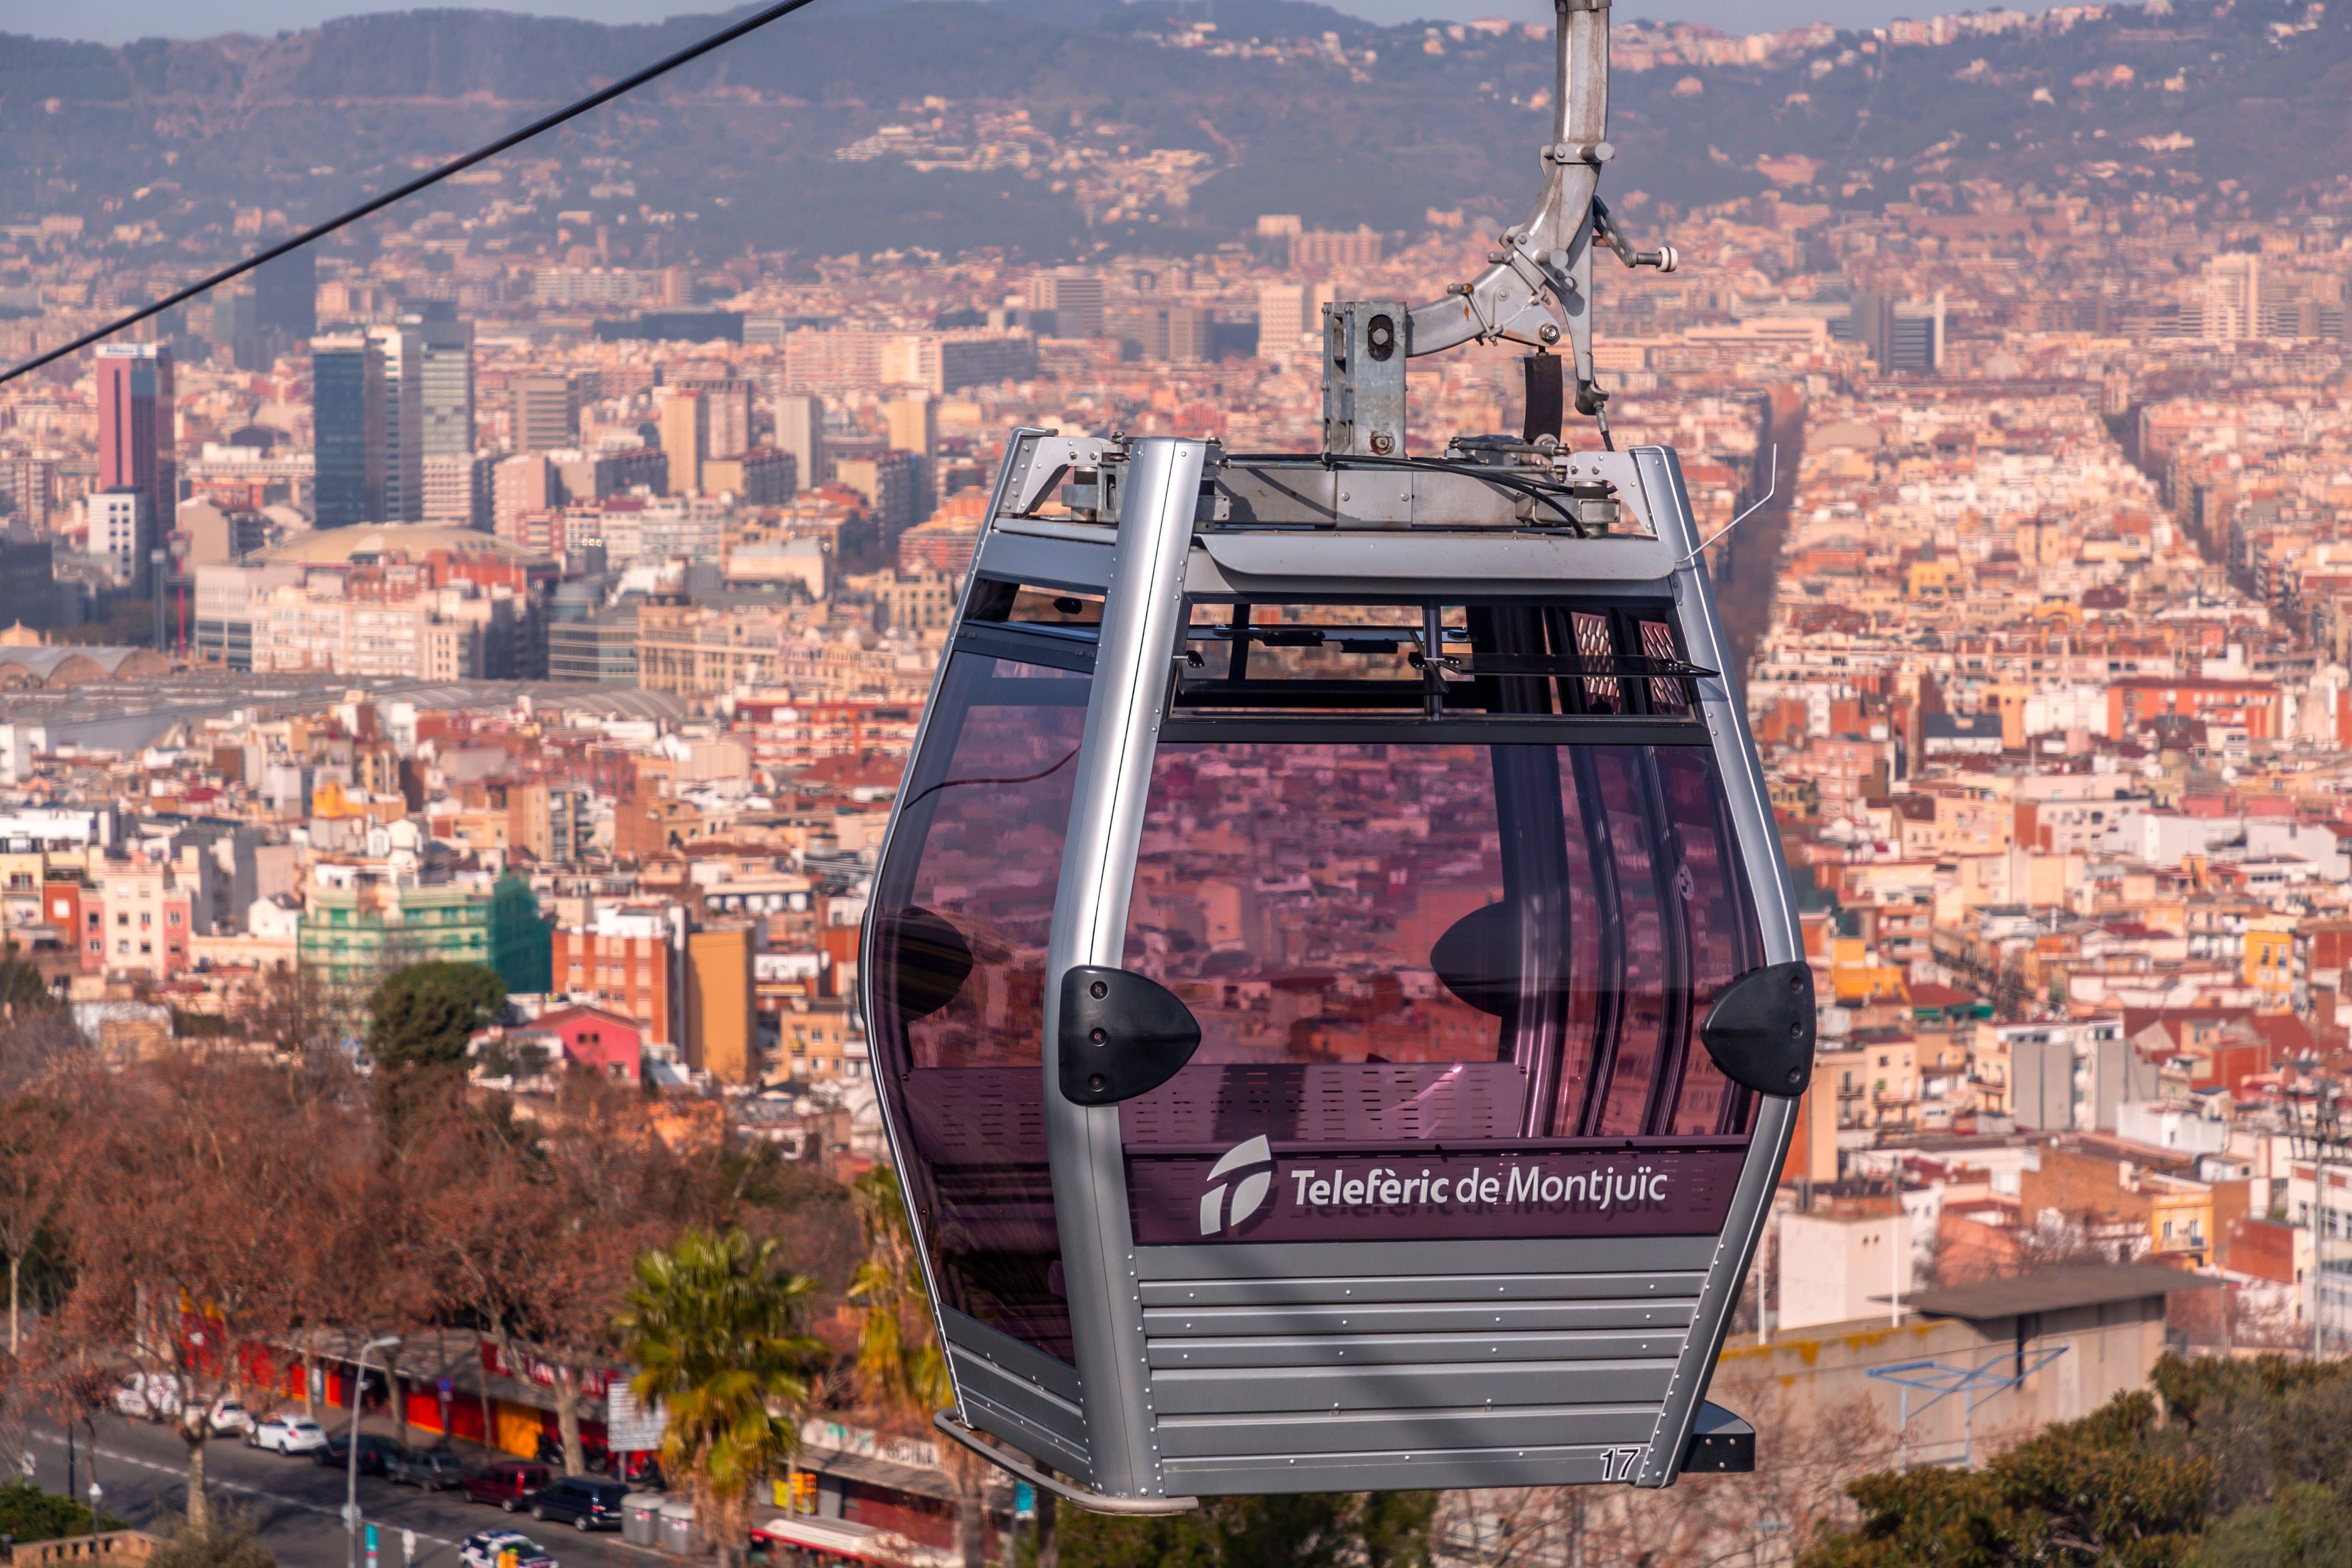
xmin=1400 ymin=0 xmax=1675 ymax=424
xmin=932 ymin=1412 xmax=1201 ymax=1515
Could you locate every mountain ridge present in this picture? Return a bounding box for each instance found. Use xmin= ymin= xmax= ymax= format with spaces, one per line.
xmin=3 ymin=0 xmax=2347 ymax=265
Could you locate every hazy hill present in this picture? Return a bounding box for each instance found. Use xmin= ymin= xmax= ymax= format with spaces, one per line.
xmin=1 ymin=0 xmax=2346 ymax=263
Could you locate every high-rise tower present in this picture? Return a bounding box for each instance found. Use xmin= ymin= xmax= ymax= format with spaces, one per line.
xmin=95 ymin=343 xmax=176 ymax=542
xmin=775 ymin=394 xmax=825 ymax=493
xmin=417 ymin=308 xmax=476 ymax=459
xmin=312 ymin=335 xmax=387 ymax=529
xmin=366 ymin=321 xmax=424 ymax=522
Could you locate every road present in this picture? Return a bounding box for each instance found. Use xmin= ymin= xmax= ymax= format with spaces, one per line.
xmin=1709 ymin=383 xmax=1807 ymax=684
xmin=24 ymin=1414 xmax=663 ymax=1568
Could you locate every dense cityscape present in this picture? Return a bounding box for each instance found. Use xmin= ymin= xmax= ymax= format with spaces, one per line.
xmin=9 ymin=0 xmax=2352 ymax=1563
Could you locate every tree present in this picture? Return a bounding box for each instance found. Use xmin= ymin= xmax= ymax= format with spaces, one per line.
xmin=0 ymin=960 xmax=61 ymax=1028
xmin=1472 ymin=1377 xmax=1895 ymax=1568
xmin=365 ymin=962 xmax=505 ymax=1075
xmin=1798 ymin=1390 xmax=2208 ymax=1568
xmin=412 ymin=1075 xmax=716 ymax=1477
xmin=616 ymin=1228 xmax=823 ymax=1568
xmin=0 ymin=1480 xmax=122 ymax=1541
xmin=57 ymin=1057 xmax=341 ymax=1530
xmin=146 ymin=1503 xmax=278 ymax=1568
xmin=0 ymin=982 xmax=81 ymax=1094
xmin=848 ymin=1166 xmax=981 ymax=1567
xmin=1059 ymin=1494 xmax=1432 ymax=1568
xmin=230 ymin=962 xmax=340 ymax=1060
xmin=529 ymin=1073 xmax=717 ymax=1475
xmin=2187 ymin=1483 xmax=2352 ymax=1568
xmin=0 ymin=1095 xmax=66 ymax=1353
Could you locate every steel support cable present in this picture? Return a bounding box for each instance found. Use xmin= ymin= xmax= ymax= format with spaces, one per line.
xmin=0 ymin=0 xmax=827 ymax=389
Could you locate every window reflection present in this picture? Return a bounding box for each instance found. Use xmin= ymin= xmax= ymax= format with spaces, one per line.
xmin=1119 ymin=742 xmax=1760 ymax=1150
xmin=870 ymin=654 xmax=1088 ymax=1361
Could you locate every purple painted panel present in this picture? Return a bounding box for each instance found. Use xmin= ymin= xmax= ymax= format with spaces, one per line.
xmin=1127 ymin=1140 xmax=1747 ymax=1246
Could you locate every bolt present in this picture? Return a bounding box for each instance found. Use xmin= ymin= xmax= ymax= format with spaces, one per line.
xmin=1370 ymin=433 xmax=1396 ymax=455
xmin=1090 ymin=979 xmax=1107 ymax=999
xmin=1539 ymin=323 xmax=1561 ymax=344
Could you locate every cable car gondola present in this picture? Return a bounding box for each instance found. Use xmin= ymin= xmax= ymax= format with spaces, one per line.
xmin=862 ymin=0 xmax=1810 ymax=1511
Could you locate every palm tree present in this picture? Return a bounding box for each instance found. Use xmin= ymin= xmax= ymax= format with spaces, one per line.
xmin=849 ymin=1167 xmax=993 ymax=1568
xmin=615 ymin=1228 xmax=822 ymax=1568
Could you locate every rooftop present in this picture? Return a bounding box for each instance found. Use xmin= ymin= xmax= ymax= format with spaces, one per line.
xmin=254 ymin=524 xmax=551 ymax=566
xmin=1898 ymin=1263 xmax=2220 ymax=1323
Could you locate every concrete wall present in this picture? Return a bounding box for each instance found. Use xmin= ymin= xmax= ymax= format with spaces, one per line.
xmin=1711 ymin=1295 xmax=2166 ymax=1470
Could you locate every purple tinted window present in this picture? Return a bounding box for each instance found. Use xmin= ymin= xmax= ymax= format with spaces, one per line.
xmin=869 ymin=654 xmax=1087 ymax=1362
xmin=1119 ymin=743 xmax=1761 ymax=1152
xmin=1585 ymin=748 xmax=1668 ymax=1137
xmin=1663 ymin=752 xmax=1760 ymax=1134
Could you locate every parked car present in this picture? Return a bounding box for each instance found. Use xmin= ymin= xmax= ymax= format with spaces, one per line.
xmin=457 ymin=1530 xmax=556 ymax=1568
xmin=463 ymin=1461 xmax=553 ymax=1512
xmin=318 ymin=1433 xmax=407 ymax=1473
xmin=206 ymin=1398 xmax=254 ymax=1438
xmin=386 ymin=1446 xmax=467 ymax=1491
xmin=248 ymin=1415 xmax=329 ymax=1455
xmin=525 ymin=1476 xmax=627 ymax=1533
xmin=533 ymin=1434 xmax=609 ymax=1472
xmin=110 ymin=1373 xmax=182 ymax=1422
xmin=528 ymin=1433 xmax=660 ymax=1487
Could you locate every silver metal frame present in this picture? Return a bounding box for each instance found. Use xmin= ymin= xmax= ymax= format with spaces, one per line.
xmin=1630 ymin=447 xmax=1801 ymax=1488
xmin=1043 ymin=438 xmax=1210 ymax=1499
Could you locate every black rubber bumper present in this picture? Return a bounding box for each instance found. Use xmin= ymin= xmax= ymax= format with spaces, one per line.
xmin=1679 ymin=1401 xmax=1755 ymax=1473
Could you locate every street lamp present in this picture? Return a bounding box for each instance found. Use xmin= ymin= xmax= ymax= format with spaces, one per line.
xmin=347 ymin=1335 xmax=400 ymax=1568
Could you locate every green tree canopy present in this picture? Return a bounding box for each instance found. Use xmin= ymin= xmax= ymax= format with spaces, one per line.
xmin=1793 ymin=1361 xmax=2352 ymax=1568
xmin=0 ymin=1481 xmax=122 ymax=1542
xmin=616 ymin=1227 xmax=823 ymax=1568
xmin=2188 ymin=1484 xmax=2352 ymax=1568
xmin=364 ymin=961 xmax=506 ymax=1074
xmin=1059 ymin=1493 xmax=1434 ymax=1568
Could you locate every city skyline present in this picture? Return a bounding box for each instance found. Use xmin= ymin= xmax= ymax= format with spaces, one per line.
xmin=3 ymin=0 xmax=2352 ymax=1558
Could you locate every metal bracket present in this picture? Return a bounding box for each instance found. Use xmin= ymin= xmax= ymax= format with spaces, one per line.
xmin=932 ymin=1412 xmax=1202 ymax=1516
xmin=1006 ymin=433 xmax=1113 ymax=517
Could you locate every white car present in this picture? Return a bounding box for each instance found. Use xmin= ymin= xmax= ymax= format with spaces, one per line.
xmin=110 ymin=1374 xmax=182 ymax=1422
xmin=247 ymin=1414 xmax=328 ymax=1454
xmin=206 ymin=1398 xmax=254 ymax=1437
xmin=459 ymin=1530 xmax=556 ymax=1568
